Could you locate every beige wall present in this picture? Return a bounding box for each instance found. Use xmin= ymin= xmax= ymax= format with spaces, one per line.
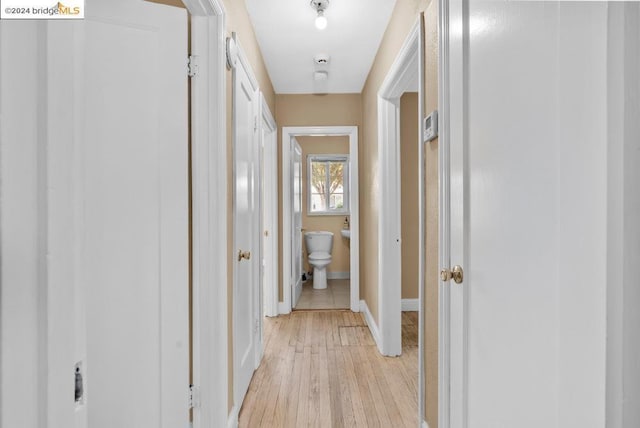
xmin=298 ymin=136 xmax=351 ymax=275
xmin=275 ymin=94 xmax=363 ymax=300
xmin=400 ymin=93 xmax=419 ymax=300
xmin=221 ymin=0 xmax=276 ymax=414
xmin=360 ymin=0 xmax=429 ymax=325
xmin=361 ymin=0 xmax=438 ymax=426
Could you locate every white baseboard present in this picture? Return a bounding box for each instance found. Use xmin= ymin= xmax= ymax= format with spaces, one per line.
xmin=227 ymin=405 xmax=238 ymax=428
xmin=327 ymin=271 xmax=350 ymax=280
xmin=278 ymin=301 xmax=291 ymax=315
xmin=359 ymin=300 xmax=383 ymax=354
xmin=401 ymin=298 xmax=419 ymax=311
xmin=422 ymin=421 xmax=430 ymax=428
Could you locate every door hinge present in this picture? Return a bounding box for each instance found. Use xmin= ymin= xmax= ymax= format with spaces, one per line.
xmin=187 ymin=55 xmax=199 ymax=78
xmin=254 ymin=116 xmax=258 ymax=132
xmin=189 ymin=384 xmax=200 ymax=409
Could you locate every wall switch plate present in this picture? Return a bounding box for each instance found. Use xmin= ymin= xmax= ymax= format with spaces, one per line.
xmin=424 ymin=110 xmax=438 ymax=142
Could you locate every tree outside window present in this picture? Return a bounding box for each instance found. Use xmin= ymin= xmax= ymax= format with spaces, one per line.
xmin=308 ymin=155 xmax=349 ymax=214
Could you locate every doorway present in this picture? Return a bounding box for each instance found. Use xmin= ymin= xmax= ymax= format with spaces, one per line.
xmin=281 ymin=126 xmax=360 ymax=314
xmin=295 ymin=135 xmax=352 ymax=310
xmin=377 ymin=21 xmax=421 ymax=358
xmin=377 ymin=13 xmax=439 ymax=427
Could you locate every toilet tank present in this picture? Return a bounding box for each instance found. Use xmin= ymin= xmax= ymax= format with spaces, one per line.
xmin=304 ymin=231 xmax=334 ymax=254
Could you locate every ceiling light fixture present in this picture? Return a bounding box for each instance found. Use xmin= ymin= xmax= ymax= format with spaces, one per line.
xmin=311 ymin=0 xmax=329 ymax=30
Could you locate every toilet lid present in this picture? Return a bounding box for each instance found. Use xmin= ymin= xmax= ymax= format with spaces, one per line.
xmin=308 ymin=251 xmax=331 ymax=261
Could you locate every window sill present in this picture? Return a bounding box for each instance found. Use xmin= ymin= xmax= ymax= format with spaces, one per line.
xmin=307 ymin=211 xmax=350 ymax=217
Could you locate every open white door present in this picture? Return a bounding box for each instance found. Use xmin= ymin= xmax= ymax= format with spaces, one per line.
xmin=0 ymin=1 xmax=188 ymax=426
xmin=443 ymin=1 xmax=614 ymax=426
xmin=260 ymin=96 xmax=278 ymax=318
xmin=80 ymin=1 xmax=189 ymax=427
xmin=292 ymin=139 xmax=303 ymax=307
xmin=232 ymin=35 xmax=261 ymax=409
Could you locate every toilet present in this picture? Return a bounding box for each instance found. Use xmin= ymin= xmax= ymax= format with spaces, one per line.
xmin=304 ymin=231 xmax=334 ymax=289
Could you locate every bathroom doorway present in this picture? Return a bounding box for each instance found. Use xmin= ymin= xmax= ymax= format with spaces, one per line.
xmin=281 ymin=126 xmax=360 ymax=314
xmin=295 ymin=136 xmax=351 ymax=310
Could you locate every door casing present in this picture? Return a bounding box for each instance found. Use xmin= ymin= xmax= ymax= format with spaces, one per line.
xmin=377 ymin=21 xmax=422 ymax=359
xmin=183 ymin=1 xmax=229 ymax=427
xmin=281 ymin=126 xmax=360 ymax=314
xmin=260 ymin=94 xmax=279 ymax=319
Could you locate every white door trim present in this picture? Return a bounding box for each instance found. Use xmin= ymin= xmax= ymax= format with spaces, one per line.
xmin=377 ymin=21 xmax=420 ymax=358
xmin=417 ymin=14 xmax=427 ymax=426
xmin=291 ymin=138 xmax=303 ymax=307
xmin=260 ymin=94 xmax=279 ymax=318
xmin=281 ymin=126 xmax=360 ymax=313
xmin=183 ymin=0 xmax=229 ymax=427
xmin=437 ymin=0 xmax=455 ymax=425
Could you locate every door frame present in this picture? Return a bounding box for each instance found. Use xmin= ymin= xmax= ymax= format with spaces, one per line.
xmin=377 ymin=21 xmax=420 ymax=358
xmin=260 ymin=94 xmax=279 ymax=318
xmin=437 ymin=0 xmax=457 ymax=425
xmin=183 ymin=0 xmax=229 ymax=427
xmin=291 ymin=138 xmax=304 ymax=307
xmin=281 ymin=126 xmax=360 ymax=313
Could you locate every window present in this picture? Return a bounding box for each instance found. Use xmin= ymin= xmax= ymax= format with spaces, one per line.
xmin=307 ymin=155 xmax=349 ymax=215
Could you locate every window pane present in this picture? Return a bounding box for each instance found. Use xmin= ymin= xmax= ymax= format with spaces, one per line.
xmin=327 ymin=161 xmax=344 ymax=196
xmin=311 ymin=193 xmax=325 ymax=212
xmin=329 ymin=193 xmax=343 ymax=209
xmin=310 ymin=161 xmax=327 ymax=213
xmin=308 ymin=157 xmax=348 ymax=213
xmin=328 ymin=161 xmax=345 ymax=211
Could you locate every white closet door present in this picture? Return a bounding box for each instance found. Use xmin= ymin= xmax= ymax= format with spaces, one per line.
xmin=81 ymin=1 xmax=189 ymax=427
xmin=233 ymin=45 xmax=261 ymax=408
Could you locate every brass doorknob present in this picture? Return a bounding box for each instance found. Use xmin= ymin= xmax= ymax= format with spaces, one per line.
xmin=238 ymin=250 xmax=251 ymax=261
xmin=451 ymin=265 xmax=463 ymax=284
xmin=440 ymin=265 xmax=464 ymax=284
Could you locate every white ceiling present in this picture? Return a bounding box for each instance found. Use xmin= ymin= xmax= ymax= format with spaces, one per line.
xmin=244 ymin=0 xmax=397 ymax=94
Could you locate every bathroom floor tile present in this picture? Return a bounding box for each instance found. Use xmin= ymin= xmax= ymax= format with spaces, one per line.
xmin=294 ymin=279 xmax=350 ymax=310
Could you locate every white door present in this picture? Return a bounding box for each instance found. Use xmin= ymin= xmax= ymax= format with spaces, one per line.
xmin=292 ymin=139 xmax=303 ymax=307
xmin=233 ymin=46 xmax=260 ymax=407
xmin=81 ymin=1 xmax=189 ymax=427
xmin=260 ymin=103 xmax=278 ymax=318
xmin=445 ymin=1 xmax=612 ymax=427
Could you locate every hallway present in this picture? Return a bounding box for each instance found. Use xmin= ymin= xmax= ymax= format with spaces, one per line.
xmin=239 ymin=311 xmax=419 ymax=427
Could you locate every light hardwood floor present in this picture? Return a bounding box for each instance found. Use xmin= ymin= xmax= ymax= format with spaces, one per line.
xmin=239 ymin=310 xmax=419 ymax=428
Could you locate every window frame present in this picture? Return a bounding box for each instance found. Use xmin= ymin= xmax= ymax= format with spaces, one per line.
xmin=306 ymin=154 xmax=350 ymax=216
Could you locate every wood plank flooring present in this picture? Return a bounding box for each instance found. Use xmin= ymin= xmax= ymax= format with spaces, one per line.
xmin=239 ymin=310 xmax=419 ymax=428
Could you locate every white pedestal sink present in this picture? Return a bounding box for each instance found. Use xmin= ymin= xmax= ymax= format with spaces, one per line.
xmin=340 ymin=229 xmax=350 ymax=239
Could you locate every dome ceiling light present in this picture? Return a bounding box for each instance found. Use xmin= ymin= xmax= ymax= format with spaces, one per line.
xmin=310 ymin=0 xmax=330 ymax=30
